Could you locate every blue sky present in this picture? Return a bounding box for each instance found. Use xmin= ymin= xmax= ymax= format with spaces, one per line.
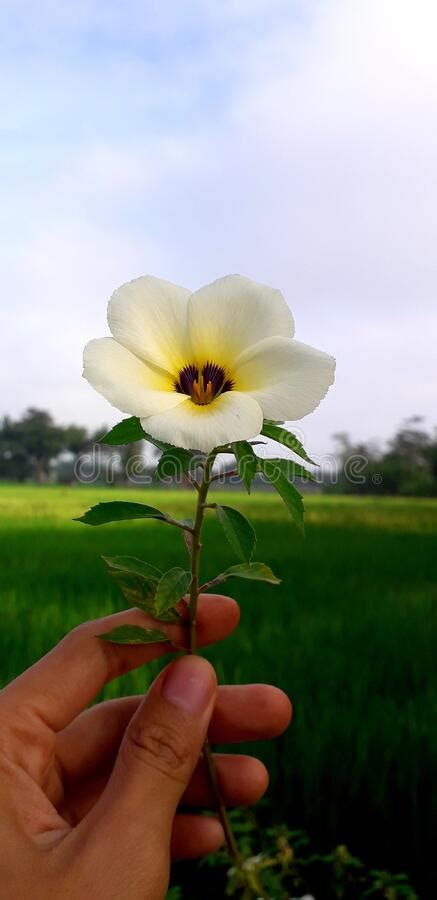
xmin=1 ymin=0 xmax=436 ymax=456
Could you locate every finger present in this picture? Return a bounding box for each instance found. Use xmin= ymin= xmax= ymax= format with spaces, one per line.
xmin=182 ymin=753 xmax=269 ymax=807
xmin=171 ymin=814 xmax=224 ymax=860
xmin=59 ymin=753 xmax=269 ymax=824
xmin=210 ymin=684 xmax=293 ymax=742
xmin=1 ymin=594 xmax=238 ymax=732
xmin=57 ymin=697 xmax=140 ymax=780
xmin=57 ymin=684 xmax=291 ymax=779
xmin=79 ymin=656 xmax=217 ymax=859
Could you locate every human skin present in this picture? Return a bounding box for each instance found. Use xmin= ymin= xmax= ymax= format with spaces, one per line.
xmin=0 ymin=594 xmax=291 ymax=899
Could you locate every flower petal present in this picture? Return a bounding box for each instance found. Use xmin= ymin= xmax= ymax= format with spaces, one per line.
xmin=187 ymin=275 xmax=294 ymax=368
xmin=233 ymin=336 xmax=336 ymax=421
xmin=108 ymin=275 xmax=191 ymax=374
xmin=140 ymin=392 xmax=263 ymax=452
xmin=83 ymin=338 xmax=188 ymax=417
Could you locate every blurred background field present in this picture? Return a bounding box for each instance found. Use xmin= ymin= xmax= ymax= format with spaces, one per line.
xmin=0 ymin=484 xmax=435 ymax=896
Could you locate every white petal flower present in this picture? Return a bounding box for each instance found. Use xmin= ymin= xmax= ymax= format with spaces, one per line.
xmin=140 ymin=392 xmax=263 ymax=453
xmin=187 ymin=274 xmax=295 ymax=368
xmin=233 ymin=335 xmax=336 ymax=421
xmin=83 ymin=338 xmax=187 ymax=417
xmin=83 ymin=274 xmax=335 ymax=452
xmin=108 ymin=275 xmax=191 ymax=374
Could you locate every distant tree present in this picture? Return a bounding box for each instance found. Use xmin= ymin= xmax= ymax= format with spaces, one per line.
xmin=15 ymin=409 xmax=66 ymax=482
xmin=0 ymin=409 xmax=81 ymax=483
xmin=0 ymin=415 xmax=32 ymax=482
xmin=424 ymin=431 xmax=437 ymax=482
xmin=59 ymin=425 xmax=116 ymax=485
xmin=329 ymin=417 xmax=437 ymax=497
xmin=63 ymin=424 xmax=89 ymax=455
xmin=383 ymin=417 xmax=435 ymax=495
xmin=2 ymin=408 xmax=436 ymax=495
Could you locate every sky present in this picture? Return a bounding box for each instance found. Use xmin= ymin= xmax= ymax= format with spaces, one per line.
xmin=1 ymin=0 xmax=436 ymax=458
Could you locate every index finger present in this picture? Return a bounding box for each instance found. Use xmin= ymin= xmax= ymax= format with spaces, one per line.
xmin=1 ymin=594 xmax=239 ymax=732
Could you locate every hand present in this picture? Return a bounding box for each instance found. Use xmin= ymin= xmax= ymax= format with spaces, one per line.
xmin=0 ymin=595 xmax=291 ymax=899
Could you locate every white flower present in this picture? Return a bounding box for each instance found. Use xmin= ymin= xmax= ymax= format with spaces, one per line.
xmin=83 ymin=274 xmax=335 ymax=452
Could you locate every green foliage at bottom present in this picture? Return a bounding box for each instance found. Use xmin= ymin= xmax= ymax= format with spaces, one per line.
xmin=171 ymin=810 xmax=418 ymax=899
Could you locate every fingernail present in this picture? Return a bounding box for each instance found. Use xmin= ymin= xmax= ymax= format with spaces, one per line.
xmin=161 ymin=655 xmax=215 ymax=716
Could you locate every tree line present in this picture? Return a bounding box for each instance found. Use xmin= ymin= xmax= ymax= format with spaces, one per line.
xmin=330 ymin=417 xmax=437 ymax=497
xmin=0 ymin=408 xmax=436 ymax=495
xmin=0 ymin=409 xmax=91 ymax=483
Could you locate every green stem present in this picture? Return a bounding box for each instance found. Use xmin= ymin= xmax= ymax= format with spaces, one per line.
xmin=187 ymin=453 xmax=214 ymax=654
xmin=187 ymin=452 xmax=242 ymax=866
xmin=203 ymin=737 xmax=241 ymax=862
xmin=247 ymin=872 xmax=270 ymax=900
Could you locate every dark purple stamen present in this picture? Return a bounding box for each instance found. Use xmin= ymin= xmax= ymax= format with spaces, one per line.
xmin=175 ymin=361 xmax=234 ymax=404
xmin=176 ymin=363 xmax=199 ymax=395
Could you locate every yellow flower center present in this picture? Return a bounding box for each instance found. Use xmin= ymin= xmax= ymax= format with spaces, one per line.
xmin=175 ymin=362 xmax=234 ymax=405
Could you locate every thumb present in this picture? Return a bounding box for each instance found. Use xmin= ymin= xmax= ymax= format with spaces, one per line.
xmin=90 ymin=655 xmax=217 ymax=856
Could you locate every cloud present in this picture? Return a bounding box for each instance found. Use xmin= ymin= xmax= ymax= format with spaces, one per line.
xmin=2 ymin=0 xmax=436 ymax=451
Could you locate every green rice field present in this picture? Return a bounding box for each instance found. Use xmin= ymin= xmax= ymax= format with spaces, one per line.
xmin=0 ymin=485 xmax=435 ymax=895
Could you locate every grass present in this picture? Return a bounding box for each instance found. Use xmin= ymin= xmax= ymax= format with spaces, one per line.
xmin=0 ymin=484 xmax=436 ymax=895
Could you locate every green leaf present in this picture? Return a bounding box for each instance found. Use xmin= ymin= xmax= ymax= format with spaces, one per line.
xmin=102 ymin=555 xmax=162 ymax=580
xmin=98 ymin=625 xmax=168 ymax=645
xmin=232 ymin=441 xmax=258 ymax=493
xmin=224 ymin=562 xmax=281 ymax=584
xmin=215 ymin=504 xmax=256 ymax=562
xmin=210 ymin=562 xmax=281 ymax=587
xmin=75 ymin=501 xmax=182 ymax=528
xmin=257 ymin=457 xmax=305 ymax=534
xmin=139 ymin=430 xmax=180 ymax=454
xmin=100 ymin=417 xmax=182 ymax=457
xmin=107 ymin=574 xmax=158 ymax=612
xmin=154 ymin=567 xmax=192 ymax=616
xmin=261 ymin=421 xmax=316 ymax=465
xmin=156 ymin=447 xmax=194 ymax=481
xmin=266 ymin=458 xmax=315 ymax=482
xmin=101 ymin=556 xmax=180 ymax=621
xmin=101 ymin=555 xmax=161 ymax=613
xmin=100 ymin=417 xmax=146 ymax=445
